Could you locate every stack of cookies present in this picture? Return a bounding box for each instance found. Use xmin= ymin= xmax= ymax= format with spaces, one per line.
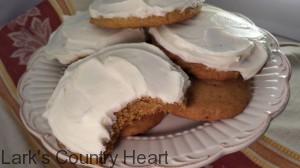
xmin=41 ymin=0 xmax=269 ymax=162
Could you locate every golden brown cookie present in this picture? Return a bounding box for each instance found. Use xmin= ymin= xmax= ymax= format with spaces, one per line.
xmin=90 ymin=7 xmax=200 ymax=29
xmin=151 ymin=38 xmax=241 ymax=81
xmin=172 ymin=79 xmax=252 ymax=121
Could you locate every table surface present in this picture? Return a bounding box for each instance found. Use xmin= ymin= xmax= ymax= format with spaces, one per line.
xmin=0 ymin=100 xmax=43 ymax=167
xmin=207 ymin=0 xmax=300 ymax=41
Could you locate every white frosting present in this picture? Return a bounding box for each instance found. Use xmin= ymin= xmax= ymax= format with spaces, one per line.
xmin=45 ymin=12 xmax=145 ymax=64
xmin=89 ymin=0 xmax=204 ymax=18
xmin=44 ymin=43 xmax=190 ymax=155
xmin=149 ymin=5 xmax=268 ymax=80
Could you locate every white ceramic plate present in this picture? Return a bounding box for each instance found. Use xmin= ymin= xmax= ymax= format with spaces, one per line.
xmin=18 ymin=31 xmax=291 ymax=167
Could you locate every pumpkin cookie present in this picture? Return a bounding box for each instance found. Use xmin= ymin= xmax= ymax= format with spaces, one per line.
xmin=149 ymin=4 xmax=268 ymax=81
xmin=172 ymin=78 xmax=252 ymax=121
xmin=44 ymin=43 xmax=190 ymax=156
xmin=89 ymin=0 xmax=203 ymax=29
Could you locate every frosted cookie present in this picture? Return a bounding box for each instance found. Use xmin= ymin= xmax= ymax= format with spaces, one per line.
xmin=89 ymin=0 xmax=204 ymax=29
xmin=150 ymin=5 xmax=268 ymax=81
xmin=44 ymin=43 xmax=190 ymax=158
xmin=45 ymin=12 xmax=144 ymax=64
xmin=172 ymin=78 xmax=252 ymax=121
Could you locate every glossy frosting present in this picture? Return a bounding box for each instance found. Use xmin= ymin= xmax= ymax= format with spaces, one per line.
xmin=89 ymin=0 xmax=204 ymax=18
xmin=44 ymin=43 xmax=190 ymax=155
xmin=149 ymin=5 xmax=268 ymax=79
xmin=45 ymin=12 xmax=144 ymax=64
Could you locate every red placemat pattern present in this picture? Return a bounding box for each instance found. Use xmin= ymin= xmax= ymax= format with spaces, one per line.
xmin=0 ymin=0 xmax=61 ymax=85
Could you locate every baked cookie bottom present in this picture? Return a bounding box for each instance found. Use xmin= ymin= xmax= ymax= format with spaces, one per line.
xmin=172 ymin=78 xmax=252 ymax=121
xmin=90 ymin=7 xmax=200 ymax=29
xmin=151 ymin=38 xmax=241 ymax=81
